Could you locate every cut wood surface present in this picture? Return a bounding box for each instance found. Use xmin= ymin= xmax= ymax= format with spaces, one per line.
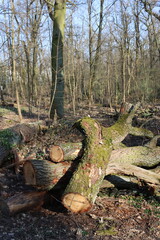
xmin=49 ymin=142 xmax=83 ymax=162
xmin=24 ymin=160 xmax=73 ymax=190
xmin=6 ymin=191 xmax=46 ymax=215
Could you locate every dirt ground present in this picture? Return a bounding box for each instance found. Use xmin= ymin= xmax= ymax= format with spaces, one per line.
xmin=0 ymin=104 xmax=160 ymax=240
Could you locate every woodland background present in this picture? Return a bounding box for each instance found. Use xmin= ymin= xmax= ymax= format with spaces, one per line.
xmin=0 ymin=1 xmax=160 ymax=239
xmin=0 ymin=0 xmax=160 ymax=117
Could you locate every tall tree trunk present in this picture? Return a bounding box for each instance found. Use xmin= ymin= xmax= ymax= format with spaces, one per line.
xmin=88 ymin=0 xmax=104 ymax=109
xmin=10 ymin=0 xmax=22 ymax=122
xmin=133 ymin=0 xmax=141 ymax=81
xmin=48 ymin=0 xmax=66 ymax=119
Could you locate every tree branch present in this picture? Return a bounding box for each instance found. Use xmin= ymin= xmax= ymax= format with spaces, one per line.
xmin=140 ymin=0 xmax=160 ymax=21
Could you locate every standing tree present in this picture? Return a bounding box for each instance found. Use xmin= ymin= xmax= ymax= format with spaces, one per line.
xmin=45 ymin=0 xmax=66 ymax=119
xmin=88 ymin=0 xmax=105 ymax=108
xmin=10 ymin=0 xmax=23 ymax=121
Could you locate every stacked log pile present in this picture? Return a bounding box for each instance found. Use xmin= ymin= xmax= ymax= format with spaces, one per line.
xmin=1 ymin=103 xmax=160 ymax=215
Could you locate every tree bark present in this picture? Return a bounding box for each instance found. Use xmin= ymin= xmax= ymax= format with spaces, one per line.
xmin=24 ymin=160 xmax=74 ymax=190
xmin=0 ymin=122 xmax=43 ymax=167
xmin=62 ymin=117 xmax=113 ymax=213
xmin=106 ymin=162 xmax=160 ymax=186
xmin=48 ymin=0 xmax=66 ymax=119
xmin=6 ymin=191 xmax=46 ymax=215
xmin=49 ymin=140 xmax=160 ymax=167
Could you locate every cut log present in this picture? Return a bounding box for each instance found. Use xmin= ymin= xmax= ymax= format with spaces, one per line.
xmin=6 ymin=191 xmax=46 ymax=215
xmin=24 ymin=144 xmax=160 ymax=192
xmin=49 ymin=141 xmax=160 ymax=168
xmin=0 ymin=122 xmax=45 ymax=167
xmin=49 ymin=142 xmax=83 ymax=162
xmin=62 ymin=103 xmax=154 ymax=213
xmin=23 ymin=158 xmax=160 ymax=193
xmin=62 ymin=117 xmax=112 ymax=213
xmin=23 ymin=158 xmax=143 ymax=191
xmin=24 ymin=160 xmax=73 ymax=190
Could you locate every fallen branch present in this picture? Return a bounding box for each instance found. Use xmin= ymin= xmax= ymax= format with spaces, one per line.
xmin=106 ymin=163 xmax=160 ymax=186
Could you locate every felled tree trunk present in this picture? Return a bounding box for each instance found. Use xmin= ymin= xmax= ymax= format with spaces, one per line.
xmin=110 ymin=146 xmax=160 ymax=167
xmin=0 ymin=122 xmax=44 ymax=167
xmin=62 ymin=103 xmax=154 ymax=213
xmin=62 ymin=118 xmax=113 ymax=213
xmin=24 ymin=158 xmax=151 ymax=191
xmin=22 ymin=103 xmax=158 ymax=213
xmin=49 ymin=141 xmax=160 ymax=168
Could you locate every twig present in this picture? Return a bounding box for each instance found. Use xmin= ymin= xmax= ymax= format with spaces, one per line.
xmin=3 ymin=159 xmax=27 ymax=169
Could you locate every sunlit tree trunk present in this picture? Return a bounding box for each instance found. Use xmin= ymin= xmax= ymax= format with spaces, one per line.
xmin=47 ymin=0 xmax=66 ymax=119
xmin=10 ymin=0 xmax=22 ymax=121
xmin=88 ymin=0 xmax=104 ymax=109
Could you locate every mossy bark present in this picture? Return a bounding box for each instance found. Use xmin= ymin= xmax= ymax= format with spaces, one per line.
xmin=62 ymin=117 xmax=112 ymax=213
xmin=62 ymin=103 xmax=155 ymax=213
xmin=110 ymin=146 xmax=160 ymax=167
xmin=0 ymin=123 xmax=42 ymax=167
xmin=49 ymin=141 xmax=160 ymax=168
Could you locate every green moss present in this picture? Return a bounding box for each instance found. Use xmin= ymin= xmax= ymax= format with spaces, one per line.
xmin=102 ymin=115 xmax=129 ymax=147
xmin=0 ymin=129 xmax=14 ymax=149
xmin=96 ymin=225 xmax=117 ymax=236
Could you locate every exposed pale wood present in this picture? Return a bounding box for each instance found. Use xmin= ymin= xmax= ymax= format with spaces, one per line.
xmin=106 ymin=163 xmax=160 ymax=186
xmin=49 ymin=142 xmax=83 ymax=162
xmin=24 ymin=160 xmax=73 ymax=190
xmin=49 ymin=145 xmax=64 ymax=162
xmin=62 ymin=193 xmax=91 ymax=213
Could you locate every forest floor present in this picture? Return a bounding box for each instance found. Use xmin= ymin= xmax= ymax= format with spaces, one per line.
xmin=0 ymin=102 xmax=160 ymax=240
